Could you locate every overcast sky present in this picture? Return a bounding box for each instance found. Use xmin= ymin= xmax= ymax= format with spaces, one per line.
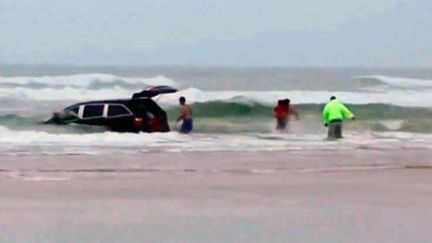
xmin=0 ymin=0 xmax=429 ymax=66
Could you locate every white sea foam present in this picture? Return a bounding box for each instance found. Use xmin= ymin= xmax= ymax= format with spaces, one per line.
xmin=159 ymin=88 xmax=432 ymax=107
xmin=0 ymin=125 xmax=430 ymax=155
xmin=0 ymin=73 xmax=177 ymax=88
xmin=1 ymin=86 xmax=432 ymax=107
xmin=1 ymin=73 xmax=432 ymax=107
xmin=0 ymin=86 xmax=133 ymax=101
xmin=359 ymin=75 xmax=432 ymax=88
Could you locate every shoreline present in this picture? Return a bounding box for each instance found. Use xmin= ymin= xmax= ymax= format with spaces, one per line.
xmin=0 ymin=148 xmax=431 ymax=171
xmin=1 ymin=149 xmax=432 ymax=242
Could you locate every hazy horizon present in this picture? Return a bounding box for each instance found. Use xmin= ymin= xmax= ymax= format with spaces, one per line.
xmin=1 ymin=0 xmax=430 ymax=66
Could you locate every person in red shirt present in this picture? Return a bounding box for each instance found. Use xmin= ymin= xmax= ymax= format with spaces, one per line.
xmin=273 ymin=99 xmax=299 ymax=131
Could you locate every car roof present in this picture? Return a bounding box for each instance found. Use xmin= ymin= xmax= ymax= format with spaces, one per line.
xmin=65 ymin=99 xmax=129 ymax=108
xmin=63 ymin=85 xmax=176 ymax=110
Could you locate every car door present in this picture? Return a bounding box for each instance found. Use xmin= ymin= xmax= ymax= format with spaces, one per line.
xmin=77 ymin=104 xmax=106 ymax=125
xmin=105 ymin=104 xmax=135 ymax=131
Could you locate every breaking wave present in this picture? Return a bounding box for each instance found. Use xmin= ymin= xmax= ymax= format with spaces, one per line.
xmin=1 ymin=73 xmax=432 ymax=108
xmin=0 ymin=73 xmax=177 ymax=88
xmin=358 ymin=75 xmax=432 ymax=89
xmin=5 ymin=86 xmax=431 ymax=107
xmin=165 ymin=102 xmax=432 ymax=120
xmin=0 ymin=73 xmax=178 ymax=100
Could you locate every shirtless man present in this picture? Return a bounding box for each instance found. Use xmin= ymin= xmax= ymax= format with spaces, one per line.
xmin=177 ymin=96 xmax=193 ymax=133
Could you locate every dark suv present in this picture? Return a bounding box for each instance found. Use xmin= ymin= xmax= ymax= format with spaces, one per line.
xmin=45 ymin=86 xmax=176 ymax=133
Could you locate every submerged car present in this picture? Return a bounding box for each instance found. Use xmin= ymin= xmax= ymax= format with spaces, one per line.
xmin=45 ymin=86 xmax=177 ymax=133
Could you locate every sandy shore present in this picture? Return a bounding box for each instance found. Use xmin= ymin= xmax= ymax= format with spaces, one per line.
xmin=1 ymin=149 xmax=432 ymax=242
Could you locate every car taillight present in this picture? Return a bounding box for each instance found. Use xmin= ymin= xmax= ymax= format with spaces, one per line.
xmin=133 ymin=117 xmax=143 ymax=127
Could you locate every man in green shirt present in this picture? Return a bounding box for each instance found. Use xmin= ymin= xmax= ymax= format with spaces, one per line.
xmin=322 ymin=96 xmax=355 ymax=139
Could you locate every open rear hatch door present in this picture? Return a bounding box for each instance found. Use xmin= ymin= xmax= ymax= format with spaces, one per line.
xmin=132 ymin=85 xmax=178 ymax=99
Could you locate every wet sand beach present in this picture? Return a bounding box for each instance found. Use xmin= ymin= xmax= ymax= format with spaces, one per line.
xmin=1 ymin=149 xmax=432 ymax=242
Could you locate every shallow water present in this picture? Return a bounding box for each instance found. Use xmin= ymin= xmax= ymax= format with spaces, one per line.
xmin=1 ymin=66 xmax=432 ymax=156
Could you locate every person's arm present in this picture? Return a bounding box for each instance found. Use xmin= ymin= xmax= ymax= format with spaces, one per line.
xmin=176 ymin=106 xmax=186 ymax=122
xmin=341 ymin=104 xmax=354 ymax=120
xmin=273 ymin=107 xmax=278 ymax=118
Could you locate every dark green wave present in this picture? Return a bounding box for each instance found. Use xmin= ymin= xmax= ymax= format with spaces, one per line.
xmin=1 ymin=102 xmax=432 ymax=134
xmin=165 ymin=102 xmax=432 ymax=120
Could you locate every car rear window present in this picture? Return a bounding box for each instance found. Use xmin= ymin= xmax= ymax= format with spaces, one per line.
xmin=108 ymin=105 xmax=131 ymax=117
xmin=83 ymin=105 xmax=104 ymax=118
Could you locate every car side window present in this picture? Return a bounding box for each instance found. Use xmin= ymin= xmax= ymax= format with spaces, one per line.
xmin=83 ymin=104 xmax=104 ymax=119
xmin=65 ymin=106 xmax=79 ymax=116
xmin=108 ymin=105 xmax=131 ymax=117
xmin=67 ymin=106 xmax=79 ymax=115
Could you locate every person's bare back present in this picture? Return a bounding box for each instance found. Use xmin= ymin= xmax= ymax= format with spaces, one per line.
xmin=179 ymin=104 xmax=192 ymax=120
xmin=177 ymin=97 xmax=193 ymax=133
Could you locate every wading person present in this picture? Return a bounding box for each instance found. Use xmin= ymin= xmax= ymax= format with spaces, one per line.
xmin=177 ymin=96 xmax=193 ymax=134
xmin=273 ymin=99 xmax=299 ymax=131
xmin=322 ymin=96 xmax=355 ymax=139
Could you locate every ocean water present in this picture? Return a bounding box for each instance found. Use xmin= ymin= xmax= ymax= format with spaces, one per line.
xmin=1 ymin=65 xmax=432 ymax=155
